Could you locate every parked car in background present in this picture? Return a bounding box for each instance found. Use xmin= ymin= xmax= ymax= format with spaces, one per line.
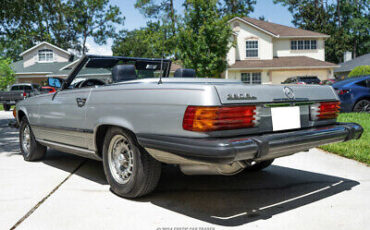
xmin=321 ymin=79 xmax=336 ymax=85
xmin=40 ymin=86 xmax=56 ymax=94
xmin=282 ymin=76 xmax=321 ymax=85
xmin=332 ymin=76 xmax=370 ymax=112
xmin=0 ymin=83 xmax=40 ymax=111
xmin=15 ymin=55 xmax=363 ymax=198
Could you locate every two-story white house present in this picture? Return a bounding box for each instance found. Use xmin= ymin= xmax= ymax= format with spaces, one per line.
xmin=225 ymin=17 xmax=338 ymax=84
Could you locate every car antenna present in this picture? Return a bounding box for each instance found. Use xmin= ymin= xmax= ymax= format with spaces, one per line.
xmin=158 ymin=53 xmax=164 ymax=84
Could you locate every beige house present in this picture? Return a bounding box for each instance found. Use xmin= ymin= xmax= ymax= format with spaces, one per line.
xmin=226 ymin=17 xmax=338 ymax=84
xmin=13 ymin=42 xmax=185 ymax=84
xmin=12 ymin=42 xmax=75 ymax=84
xmin=12 ymin=42 xmax=112 ymax=85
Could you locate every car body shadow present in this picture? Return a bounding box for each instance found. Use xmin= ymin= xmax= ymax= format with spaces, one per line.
xmin=138 ymin=164 xmax=359 ymax=226
xmin=43 ymin=151 xmax=359 ymax=226
xmin=1 ymin=128 xmax=359 ymax=226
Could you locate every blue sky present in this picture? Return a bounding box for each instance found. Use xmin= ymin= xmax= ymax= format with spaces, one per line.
xmin=87 ymin=0 xmax=293 ymax=54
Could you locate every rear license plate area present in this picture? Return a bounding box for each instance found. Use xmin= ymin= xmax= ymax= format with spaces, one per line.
xmin=271 ymin=106 xmax=301 ymax=131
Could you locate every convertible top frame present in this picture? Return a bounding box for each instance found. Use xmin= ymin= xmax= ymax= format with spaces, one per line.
xmin=62 ymin=55 xmax=172 ymax=90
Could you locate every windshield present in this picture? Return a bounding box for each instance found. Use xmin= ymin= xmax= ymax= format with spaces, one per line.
xmin=64 ymin=55 xmax=171 ymax=89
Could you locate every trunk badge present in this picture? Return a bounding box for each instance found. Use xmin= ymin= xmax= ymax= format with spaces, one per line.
xmin=283 ymin=86 xmax=295 ymax=99
xmin=227 ymin=93 xmax=257 ymax=100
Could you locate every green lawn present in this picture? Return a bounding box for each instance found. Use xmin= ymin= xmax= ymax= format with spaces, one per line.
xmin=320 ymin=113 xmax=370 ymax=165
xmin=0 ymin=104 xmax=15 ymax=111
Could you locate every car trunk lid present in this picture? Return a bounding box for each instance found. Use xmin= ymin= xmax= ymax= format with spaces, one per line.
xmin=214 ymin=84 xmax=338 ymax=105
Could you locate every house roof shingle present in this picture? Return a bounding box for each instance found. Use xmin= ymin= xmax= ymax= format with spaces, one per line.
xmin=229 ymin=56 xmax=337 ymax=69
xmin=234 ymin=17 xmax=329 ymax=38
xmin=12 ymin=60 xmax=71 ymax=74
xmin=334 ymin=53 xmax=370 ymax=73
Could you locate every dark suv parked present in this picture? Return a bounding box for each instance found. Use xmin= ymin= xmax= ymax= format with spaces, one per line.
xmin=282 ymin=76 xmax=321 ymax=85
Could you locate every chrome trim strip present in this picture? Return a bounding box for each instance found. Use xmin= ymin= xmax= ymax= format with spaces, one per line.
xmin=37 ymin=139 xmax=101 ymax=161
xmin=31 ymin=124 xmax=93 ymax=133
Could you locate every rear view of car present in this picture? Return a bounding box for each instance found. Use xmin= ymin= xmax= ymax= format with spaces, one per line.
xmin=332 ymin=76 xmax=370 ymax=112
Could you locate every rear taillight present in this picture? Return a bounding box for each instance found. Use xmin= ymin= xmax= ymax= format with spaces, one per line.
xmin=338 ymin=89 xmax=349 ymax=95
xmin=310 ymin=101 xmax=340 ymax=120
xmin=183 ymin=106 xmax=259 ymax=132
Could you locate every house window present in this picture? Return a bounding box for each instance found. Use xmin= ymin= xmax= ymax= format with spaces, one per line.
xmin=304 ymin=40 xmax=310 ymax=49
xmin=291 ymin=40 xmax=317 ymax=50
xmin=291 ymin=41 xmax=297 ymax=50
xmin=310 ymin=40 xmax=317 ymax=49
xmin=298 ymin=40 xmax=304 ymax=50
xmin=38 ymin=49 xmax=53 ymax=62
xmin=246 ymin=40 xmax=258 ymax=57
xmin=241 ymin=72 xmax=261 ymax=84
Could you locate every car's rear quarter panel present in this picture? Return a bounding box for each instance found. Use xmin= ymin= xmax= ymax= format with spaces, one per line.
xmin=85 ymin=83 xmax=221 ymax=144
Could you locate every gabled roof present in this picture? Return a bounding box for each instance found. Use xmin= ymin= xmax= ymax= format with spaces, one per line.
xmin=229 ymin=17 xmax=329 ymax=38
xmin=19 ymin=41 xmax=70 ymax=57
xmin=12 ymin=59 xmax=111 ymax=78
xmin=334 ymin=53 xmax=370 ymax=73
xmin=229 ymin=56 xmax=337 ymax=69
xmin=12 ymin=60 xmax=72 ymax=74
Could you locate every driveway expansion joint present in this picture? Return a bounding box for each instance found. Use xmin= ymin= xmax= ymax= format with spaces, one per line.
xmin=9 ymin=159 xmax=87 ymax=230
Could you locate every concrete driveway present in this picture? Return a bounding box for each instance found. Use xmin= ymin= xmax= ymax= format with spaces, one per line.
xmin=0 ymin=111 xmax=369 ymax=230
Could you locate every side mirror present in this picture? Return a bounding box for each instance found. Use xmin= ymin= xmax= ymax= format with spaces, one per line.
xmin=48 ymin=77 xmax=63 ymax=88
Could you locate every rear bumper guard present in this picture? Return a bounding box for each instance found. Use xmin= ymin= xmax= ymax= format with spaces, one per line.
xmin=137 ymin=122 xmax=363 ymax=164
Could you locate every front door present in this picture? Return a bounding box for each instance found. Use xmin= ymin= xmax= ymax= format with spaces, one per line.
xmin=36 ymin=88 xmax=91 ymax=148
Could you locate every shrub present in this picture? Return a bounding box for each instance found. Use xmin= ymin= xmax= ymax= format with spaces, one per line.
xmin=0 ymin=58 xmax=16 ymax=90
xmin=348 ymin=65 xmax=370 ymax=77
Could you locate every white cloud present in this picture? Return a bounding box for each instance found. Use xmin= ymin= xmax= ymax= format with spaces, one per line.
xmin=85 ymin=38 xmax=113 ymax=56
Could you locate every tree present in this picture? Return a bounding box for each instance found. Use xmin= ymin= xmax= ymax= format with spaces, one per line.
xmin=0 ymin=0 xmax=124 ymax=59
xmin=134 ymin=0 xmax=178 ymax=58
xmin=0 ymin=59 xmax=15 ymax=90
xmin=135 ymin=0 xmax=177 ymax=36
xmin=218 ymin=0 xmax=256 ymax=17
xmin=0 ymin=0 xmax=80 ymax=60
xmin=348 ymin=65 xmax=370 ymax=77
xmin=177 ymin=0 xmax=232 ymax=78
xmin=273 ymin=0 xmax=370 ymax=63
xmin=67 ymin=0 xmax=124 ymax=54
xmin=112 ymin=21 xmax=175 ymax=58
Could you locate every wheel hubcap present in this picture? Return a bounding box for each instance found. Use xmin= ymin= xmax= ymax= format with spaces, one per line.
xmin=22 ymin=125 xmax=31 ymax=155
xmin=107 ymin=135 xmax=134 ymax=184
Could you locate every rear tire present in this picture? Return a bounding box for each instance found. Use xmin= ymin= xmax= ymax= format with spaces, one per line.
xmin=19 ymin=117 xmax=47 ymax=161
xmin=3 ymin=104 xmax=10 ymax=111
xmin=102 ymin=127 xmax=161 ymax=198
xmin=244 ymin=159 xmax=274 ymax=172
xmin=353 ymin=99 xmax=370 ymax=112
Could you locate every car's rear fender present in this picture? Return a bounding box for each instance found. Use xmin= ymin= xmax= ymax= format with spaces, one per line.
xmin=91 ymin=116 xmax=136 ymax=156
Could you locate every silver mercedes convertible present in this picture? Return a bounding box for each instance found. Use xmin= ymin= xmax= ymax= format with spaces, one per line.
xmin=15 ymin=55 xmax=363 ymax=198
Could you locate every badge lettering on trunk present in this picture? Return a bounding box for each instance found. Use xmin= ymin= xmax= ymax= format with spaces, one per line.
xmin=227 ymin=93 xmax=257 ymax=100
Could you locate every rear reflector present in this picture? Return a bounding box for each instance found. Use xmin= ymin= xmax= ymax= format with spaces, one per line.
xmin=310 ymin=101 xmax=340 ymax=120
xmin=338 ymin=89 xmax=349 ymax=95
xmin=183 ymin=106 xmax=259 ymax=132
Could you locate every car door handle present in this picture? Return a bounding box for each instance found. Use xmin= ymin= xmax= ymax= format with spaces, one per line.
xmin=76 ymin=98 xmax=87 ymax=107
